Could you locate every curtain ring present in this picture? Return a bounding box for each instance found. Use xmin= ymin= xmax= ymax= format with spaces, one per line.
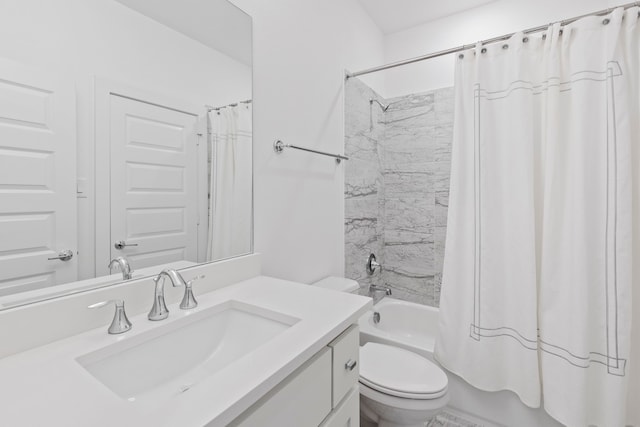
xmin=603 ymin=18 xmax=610 ymax=25
xmin=481 ymin=47 xmax=487 ymax=54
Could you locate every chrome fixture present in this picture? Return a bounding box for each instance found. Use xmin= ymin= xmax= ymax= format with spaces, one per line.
xmin=179 ymin=274 xmax=205 ymax=310
xmin=273 ymin=139 xmax=349 ymax=164
xmin=373 ymin=311 xmax=381 ymax=324
xmin=148 ymin=269 xmax=203 ymax=320
xmin=370 ymin=98 xmax=389 ymax=112
xmin=366 ymin=253 xmax=381 ymax=275
xmin=149 ymin=269 xmax=186 ymax=321
xmin=206 ymin=99 xmax=252 ymax=111
xmin=47 ymin=249 xmax=74 ymax=262
xmin=369 ymin=284 xmax=392 ymax=295
xmin=345 ymin=359 xmax=358 ymax=371
xmin=369 ymin=284 xmax=392 ymax=305
xmin=114 ymin=240 xmax=138 ymax=250
xmin=88 ymin=299 xmax=132 ymax=334
xmin=108 ymin=256 xmax=133 ymax=280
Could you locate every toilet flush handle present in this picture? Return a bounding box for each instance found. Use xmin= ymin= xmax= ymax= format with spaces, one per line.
xmin=345 ymin=359 xmax=358 ymax=371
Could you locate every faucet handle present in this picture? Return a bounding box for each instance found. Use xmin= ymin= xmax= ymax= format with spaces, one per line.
xmin=88 ymin=299 xmax=132 ymax=334
xmin=180 ymin=275 xmax=204 ymax=310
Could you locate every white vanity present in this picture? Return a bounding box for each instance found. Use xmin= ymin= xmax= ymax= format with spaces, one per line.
xmin=0 ymin=255 xmax=370 ymax=426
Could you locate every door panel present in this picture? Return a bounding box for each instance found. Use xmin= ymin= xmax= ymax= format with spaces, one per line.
xmin=0 ymin=59 xmax=77 ymax=296
xmin=109 ymin=94 xmax=198 ymax=270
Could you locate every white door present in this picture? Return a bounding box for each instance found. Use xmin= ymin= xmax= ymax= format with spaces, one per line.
xmin=0 ymin=59 xmax=77 ymax=296
xmin=108 ymin=94 xmax=199 ymax=270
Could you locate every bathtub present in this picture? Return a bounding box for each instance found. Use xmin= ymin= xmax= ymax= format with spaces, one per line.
xmin=359 ymin=298 xmax=439 ymax=361
xmin=358 ymin=298 xmax=562 ymax=427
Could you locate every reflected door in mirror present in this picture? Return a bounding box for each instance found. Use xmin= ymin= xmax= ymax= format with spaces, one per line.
xmin=0 ymin=60 xmax=77 ymax=296
xmin=107 ymin=93 xmax=201 ymax=272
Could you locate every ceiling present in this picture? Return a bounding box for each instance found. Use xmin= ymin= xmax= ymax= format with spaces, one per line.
xmin=358 ymin=0 xmax=498 ymax=34
xmin=115 ymin=0 xmax=252 ymax=66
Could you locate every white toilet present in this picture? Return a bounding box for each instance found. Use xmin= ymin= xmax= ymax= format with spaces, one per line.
xmin=311 ymin=277 xmax=449 ymax=427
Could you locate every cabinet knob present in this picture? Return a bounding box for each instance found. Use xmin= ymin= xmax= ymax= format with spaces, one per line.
xmin=345 ymin=359 xmax=357 ymax=371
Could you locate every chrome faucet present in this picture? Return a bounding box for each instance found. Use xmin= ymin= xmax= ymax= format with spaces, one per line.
xmin=148 ymin=269 xmax=186 ymax=321
xmin=369 ymin=284 xmax=392 ymax=304
xmin=108 ymin=256 xmax=133 ymax=280
xmin=148 ymin=269 xmax=204 ymax=321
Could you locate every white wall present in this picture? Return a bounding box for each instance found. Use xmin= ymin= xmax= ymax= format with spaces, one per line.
xmin=0 ymin=0 xmax=251 ymax=279
xmin=379 ymin=0 xmax=614 ymax=97
xmin=230 ymin=0 xmax=385 ymax=283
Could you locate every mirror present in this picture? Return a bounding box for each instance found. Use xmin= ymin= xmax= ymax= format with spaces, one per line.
xmin=0 ymin=0 xmax=252 ymax=309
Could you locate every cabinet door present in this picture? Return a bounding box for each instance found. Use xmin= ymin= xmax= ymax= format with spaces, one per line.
xmin=320 ymin=386 xmax=360 ymax=427
xmin=230 ymin=347 xmax=332 ymax=427
xmin=329 ymin=325 xmax=360 ymax=407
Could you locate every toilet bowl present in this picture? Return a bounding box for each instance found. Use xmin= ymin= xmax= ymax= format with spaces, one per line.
xmin=359 ymin=342 xmax=448 ymax=427
xmin=311 ymin=277 xmax=449 ymax=427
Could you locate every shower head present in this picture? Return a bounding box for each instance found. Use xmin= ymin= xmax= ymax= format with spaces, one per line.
xmin=370 ymin=98 xmax=390 ymax=112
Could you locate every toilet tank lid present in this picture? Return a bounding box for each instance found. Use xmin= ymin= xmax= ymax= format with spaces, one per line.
xmin=311 ymin=276 xmax=359 ymax=293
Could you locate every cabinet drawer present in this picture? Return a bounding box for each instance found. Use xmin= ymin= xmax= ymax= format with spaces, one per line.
xmin=320 ymin=386 xmax=360 ymax=427
xmin=230 ymin=347 xmax=332 ymax=427
xmin=328 ymin=325 xmax=359 ymax=407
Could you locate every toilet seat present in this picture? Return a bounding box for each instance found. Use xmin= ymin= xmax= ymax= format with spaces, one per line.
xmin=359 ymin=342 xmax=448 ymax=400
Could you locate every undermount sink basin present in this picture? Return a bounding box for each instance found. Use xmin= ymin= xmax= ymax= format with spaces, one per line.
xmin=77 ymin=300 xmax=299 ymax=401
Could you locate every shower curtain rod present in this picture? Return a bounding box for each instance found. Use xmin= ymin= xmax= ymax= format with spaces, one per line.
xmin=206 ymin=99 xmax=252 ymax=111
xmin=346 ymin=1 xmax=639 ymax=79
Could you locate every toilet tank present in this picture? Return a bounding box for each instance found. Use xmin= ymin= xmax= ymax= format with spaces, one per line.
xmin=311 ymin=276 xmax=359 ymax=293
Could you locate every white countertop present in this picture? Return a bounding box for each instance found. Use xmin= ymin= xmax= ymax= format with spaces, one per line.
xmin=0 ymin=276 xmax=371 ymax=426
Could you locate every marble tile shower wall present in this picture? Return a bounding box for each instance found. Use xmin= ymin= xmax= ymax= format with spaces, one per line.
xmin=344 ymin=78 xmax=385 ymax=290
xmin=345 ymin=77 xmax=453 ymax=307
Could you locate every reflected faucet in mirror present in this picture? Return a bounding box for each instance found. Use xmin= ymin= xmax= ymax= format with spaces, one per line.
xmin=108 ymin=257 xmax=133 ymax=281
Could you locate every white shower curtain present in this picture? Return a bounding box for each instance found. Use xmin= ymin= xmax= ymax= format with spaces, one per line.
xmin=435 ymin=7 xmax=639 ymax=427
xmin=206 ymin=104 xmax=252 ymax=261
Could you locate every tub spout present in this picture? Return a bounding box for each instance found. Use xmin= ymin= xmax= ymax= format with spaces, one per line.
xmin=369 ymin=284 xmax=392 ymax=304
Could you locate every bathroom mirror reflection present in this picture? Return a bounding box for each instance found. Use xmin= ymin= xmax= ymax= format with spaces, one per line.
xmin=0 ymin=0 xmax=252 ymax=309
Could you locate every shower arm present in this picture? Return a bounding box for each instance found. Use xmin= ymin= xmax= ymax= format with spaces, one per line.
xmin=370 ymin=98 xmax=389 ymax=112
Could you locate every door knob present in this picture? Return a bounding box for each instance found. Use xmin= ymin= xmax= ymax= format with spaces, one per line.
xmin=114 ymin=240 xmax=139 ymax=250
xmin=48 ymin=250 xmax=74 ymax=261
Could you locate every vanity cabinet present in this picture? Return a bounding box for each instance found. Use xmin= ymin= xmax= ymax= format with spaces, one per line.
xmin=230 ymin=325 xmax=360 ymax=427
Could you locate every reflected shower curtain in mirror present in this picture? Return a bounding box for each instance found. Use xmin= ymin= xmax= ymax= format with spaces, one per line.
xmin=435 ymin=7 xmax=639 ymax=426
xmin=206 ymin=104 xmax=252 ymax=261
